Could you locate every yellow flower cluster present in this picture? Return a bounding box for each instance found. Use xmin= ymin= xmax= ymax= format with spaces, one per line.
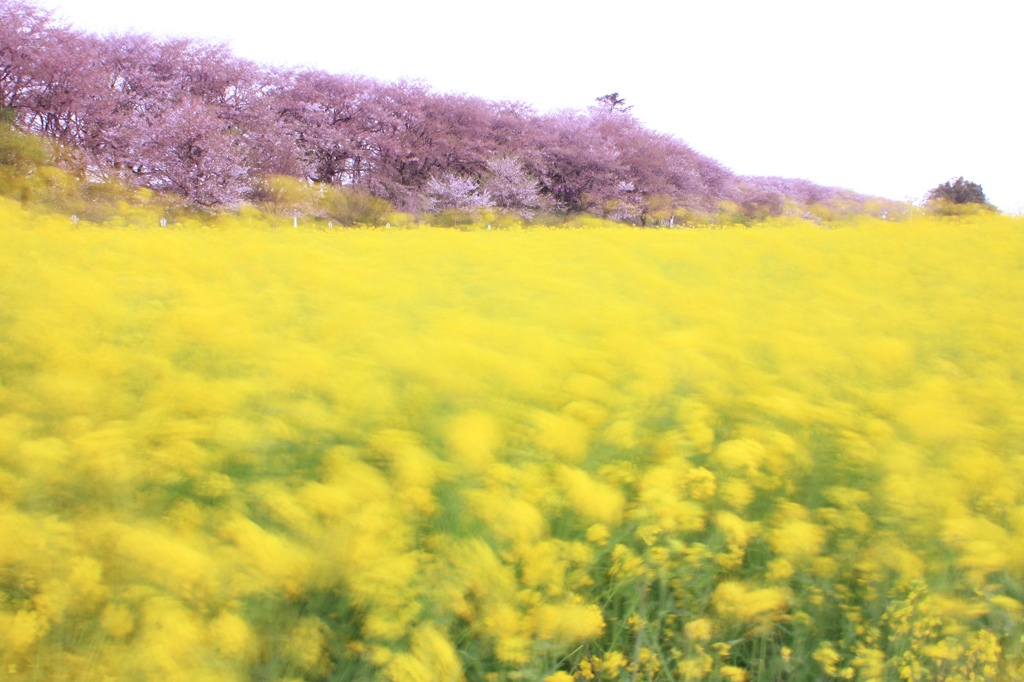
xmin=1 ymin=199 xmax=1023 ymax=680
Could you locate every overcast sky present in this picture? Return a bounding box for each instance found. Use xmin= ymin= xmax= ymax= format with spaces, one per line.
xmin=38 ymin=0 xmax=1024 ymax=212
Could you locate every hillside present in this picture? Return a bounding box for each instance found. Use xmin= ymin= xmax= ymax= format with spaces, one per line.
xmin=1 ymin=0 xmax=898 ymax=224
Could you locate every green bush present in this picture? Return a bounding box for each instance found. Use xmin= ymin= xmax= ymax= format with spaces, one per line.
xmin=926 ymin=177 xmax=989 ymax=206
xmin=320 ymin=185 xmax=393 ymax=226
xmin=0 ymin=114 xmax=50 ymax=203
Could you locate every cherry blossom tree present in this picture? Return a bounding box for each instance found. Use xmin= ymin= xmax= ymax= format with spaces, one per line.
xmin=119 ymin=95 xmax=248 ymax=205
xmin=535 ymin=110 xmax=623 ymax=213
xmin=481 ymin=156 xmax=545 ymax=217
xmin=0 ymin=0 xmax=873 ymax=218
xmin=0 ymin=0 xmax=54 ymax=114
xmin=276 ymin=70 xmax=380 ymax=186
xmin=424 ymin=171 xmax=490 ymax=212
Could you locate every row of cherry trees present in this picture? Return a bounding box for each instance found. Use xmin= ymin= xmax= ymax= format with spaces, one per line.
xmin=1 ymin=0 xmax=867 ymax=221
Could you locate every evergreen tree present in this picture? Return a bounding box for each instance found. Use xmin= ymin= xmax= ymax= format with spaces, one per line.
xmin=927 ymin=177 xmax=987 ymax=205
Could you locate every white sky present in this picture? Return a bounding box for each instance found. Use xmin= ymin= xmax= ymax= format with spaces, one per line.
xmin=38 ymin=0 xmax=1024 ymax=212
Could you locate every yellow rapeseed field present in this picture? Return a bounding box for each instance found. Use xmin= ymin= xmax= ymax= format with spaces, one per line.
xmin=1 ymin=198 xmax=1023 ymax=681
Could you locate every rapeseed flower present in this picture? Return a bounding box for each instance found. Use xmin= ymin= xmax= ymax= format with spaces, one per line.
xmin=713 ymin=582 xmax=790 ymax=622
xmin=684 ymin=618 xmax=714 ymax=642
xmin=533 ymin=410 xmax=590 ymax=463
xmin=769 ymin=504 xmax=826 ymax=559
xmin=544 ymin=673 xmax=574 ymax=682
xmin=446 ymin=411 xmax=500 ymax=472
xmin=535 ymin=602 xmax=605 ymax=644
xmin=559 ymin=465 xmax=625 ymax=525
xmin=3 ymin=207 xmax=1024 ymax=680
xmin=586 ymin=523 xmax=611 ymax=545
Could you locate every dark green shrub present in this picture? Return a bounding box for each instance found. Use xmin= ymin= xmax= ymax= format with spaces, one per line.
xmin=927 ymin=177 xmax=988 ymax=205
